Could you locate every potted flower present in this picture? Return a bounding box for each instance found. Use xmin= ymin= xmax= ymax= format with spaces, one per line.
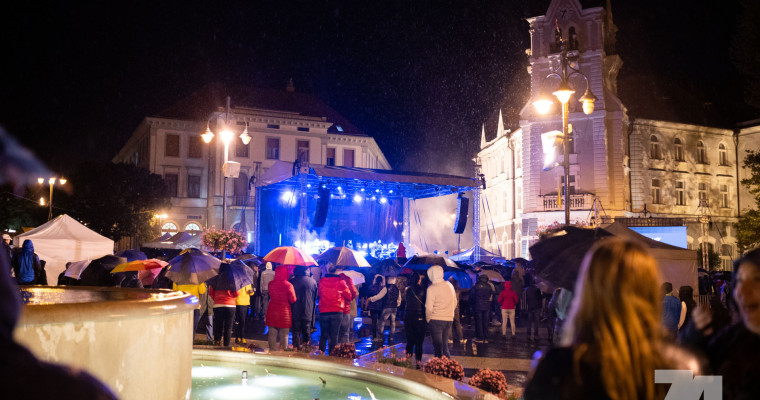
xmin=422 ymin=356 xmax=464 ymax=381
xmin=468 ymin=368 xmax=509 ymax=398
xmin=331 ymin=343 xmax=357 ymax=359
xmin=201 ymin=228 xmax=248 ymax=255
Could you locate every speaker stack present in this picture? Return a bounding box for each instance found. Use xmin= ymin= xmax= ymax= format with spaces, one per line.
xmin=453 ymin=195 xmax=468 ymax=234
xmin=313 ymin=187 xmax=331 ymax=227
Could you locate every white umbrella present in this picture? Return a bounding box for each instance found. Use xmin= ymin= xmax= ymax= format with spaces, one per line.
xmin=340 ymin=270 xmax=365 ymax=285
xmin=64 ymin=260 xmax=92 ymax=279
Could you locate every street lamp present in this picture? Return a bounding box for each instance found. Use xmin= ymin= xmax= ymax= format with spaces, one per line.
xmin=154 ymin=212 xmax=168 ymax=234
xmin=533 ymin=31 xmax=597 ymax=226
xmin=38 ymin=177 xmax=67 ymax=221
xmin=201 ymin=96 xmax=251 ymax=230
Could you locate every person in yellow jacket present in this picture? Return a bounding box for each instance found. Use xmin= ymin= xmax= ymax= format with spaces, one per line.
xmin=235 ymin=284 xmax=255 ymax=344
xmin=173 ymin=282 xmax=206 ymax=339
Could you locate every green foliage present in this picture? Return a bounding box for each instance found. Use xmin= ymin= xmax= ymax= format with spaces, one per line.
xmin=57 ymin=162 xmax=171 ymax=242
xmin=0 ymin=184 xmax=44 ymax=231
xmin=696 ymin=248 xmax=722 ymax=271
xmin=737 ymin=151 xmax=760 ymax=252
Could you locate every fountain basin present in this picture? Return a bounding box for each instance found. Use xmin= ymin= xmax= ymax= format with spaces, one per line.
xmin=15 ymin=286 xmax=196 ymax=400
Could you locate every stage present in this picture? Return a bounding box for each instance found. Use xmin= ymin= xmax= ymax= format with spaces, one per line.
xmin=253 ymin=161 xmax=481 ymax=257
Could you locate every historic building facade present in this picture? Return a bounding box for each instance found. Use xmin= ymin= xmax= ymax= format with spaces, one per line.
xmin=477 ymin=0 xmax=757 ymax=269
xmin=114 ymin=82 xmax=390 ymax=242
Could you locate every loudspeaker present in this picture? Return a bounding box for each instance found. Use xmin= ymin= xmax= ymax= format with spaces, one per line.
xmin=313 ymin=187 xmax=330 ymax=227
xmin=223 ymin=161 xmax=241 ymax=178
xmin=453 ymin=195 xmax=469 ymax=234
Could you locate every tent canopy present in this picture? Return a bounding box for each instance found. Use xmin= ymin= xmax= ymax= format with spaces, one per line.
xmin=13 ymin=214 xmax=114 ymax=285
xmin=450 ymin=245 xmax=506 ymax=264
xmin=602 ymin=222 xmax=698 ymax=292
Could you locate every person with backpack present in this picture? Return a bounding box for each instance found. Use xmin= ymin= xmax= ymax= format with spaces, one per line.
xmin=370 ymin=275 xmax=401 ymax=344
xmin=367 ymin=275 xmax=385 ymax=340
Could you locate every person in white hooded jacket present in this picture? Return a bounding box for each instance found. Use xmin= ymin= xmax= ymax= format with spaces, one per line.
xmin=425 ymin=265 xmax=457 ymax=358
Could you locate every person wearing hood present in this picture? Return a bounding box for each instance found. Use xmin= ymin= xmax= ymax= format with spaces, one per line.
xmin=0 ymin=240 xmax=116 ymax=399
xmin=258 ymin=262 xmax=276 ymax=320
xmin=366 ymin=275 xmax=385 ymax=339
xmin=369 ymin=275 xmax=401 ymax=344
xmin=266 ymin=265 xmax=297 ymax=351
xmin=405 ymin=272 xmax=427 ymax=368
xmin=318 ymin=263 xmax=352 ymax=355
xmin=472 ymin=273 xmax=495 ymax=342
xmin=335 ymin=265 xmax=359 ymax=344
xmin=425 ymin=265 xmax=457 ymax=358
xmin=290 ymin=265 xmax=317 ymax=349
xmin=498 ymin=281 xmax=519 ymax=338
xmin=11 ymin=239 xmax=42 ymax=286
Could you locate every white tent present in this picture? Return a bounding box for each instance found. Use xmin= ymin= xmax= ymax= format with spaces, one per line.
xmin=450 ymin=245 xmax=506 ymax=264
xmin=602 ymin=222 xmax=698 ymax=292
xmin=13 ymin=214 xmax=114 ymax=285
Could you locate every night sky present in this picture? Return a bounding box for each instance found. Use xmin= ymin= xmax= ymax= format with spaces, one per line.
xmin=1 ymin=0 xmax=755 ymax=177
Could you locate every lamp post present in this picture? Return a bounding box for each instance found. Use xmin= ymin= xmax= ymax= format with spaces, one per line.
xmin=38 ymin=177 xmax=67 ymax=221
xmin=201 ymin=96 xmax=251 ymax=230
xmin=533 ymin=33 xmax=597 ymax=226
xmin=154 ymin=212 xmax=168 ymax=235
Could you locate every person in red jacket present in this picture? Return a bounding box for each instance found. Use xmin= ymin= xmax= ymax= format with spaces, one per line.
xmin=208 ymin=270 xmax=240 ymax=347
xmin=265 ymin=265 xmax=297 ymax=351
xmin=318 ymin=263 xmax=352 ymax=354
xmin=335 ymin=265 xmax=358 ymax=344
xmin=498 ymin=281 xmax=519 ymax=338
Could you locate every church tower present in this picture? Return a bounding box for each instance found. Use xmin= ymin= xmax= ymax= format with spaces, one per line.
xmin=518 ymin=0 xmax=627 ymax=235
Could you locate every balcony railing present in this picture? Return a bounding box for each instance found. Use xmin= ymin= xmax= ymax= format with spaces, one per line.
xmin=230 ymin=196 xmax=255 ymax=207
xmin=538 ymin=193 xmax=595 ymax=211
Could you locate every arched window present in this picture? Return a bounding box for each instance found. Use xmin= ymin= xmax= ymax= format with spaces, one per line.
xmin=161 ymin=222 xmax=178 ymax=236
xmin=185 ymin=223 xmax=202 ymax=235
xmin=719 ymin=143 xmax=728 ymax=166
xmin=696 ymin=141 xmax=707 ymax=164
xmin=649 ymin=136 xmax=661 ymax=159
xmin=233 ymin=172 xmax=249 ymax=206
xmin=674 ymin=138 xmax=684 ymax=161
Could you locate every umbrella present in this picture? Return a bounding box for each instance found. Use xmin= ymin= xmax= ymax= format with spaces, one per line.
xmin=478 ymin=269 xmax=505 ymax=282
xmin=110 ymin=259 xmax=168 ymax=273
xmin=229 ymin=259 xmax=255 ymax=282
xmin=264 ymin=246 xmax=317 ymax=267
xmin=340 ymin=269 xmax=365 ymax=285
xmin=118 ymin=249 xmax=148 ymax=262
xmin=403 ymin=254 xmax=458 ymax=271
xmin=400 ymin=267 xmax=414 ymax=275
xmin=79 ymin=255 xmax=128 ymax=286
xmin=529 ymin=226 xmax=614 ymax=290
xmin=165 ymin=249 xmax=221 ymax=285
xmin=372 ymin=258 xmax=402 ymax=277
xmin=137 ymin=269 xmax=162 ymax=287
xmin=64 ymin=260 xmax=92 ymax=280
xmin=444 ymin=270 xmax=473 ymax=289
xmin=316 ymin=247 xmax=371 ymax=268
xmin=206 ymin=262 xmax=254 ymax=292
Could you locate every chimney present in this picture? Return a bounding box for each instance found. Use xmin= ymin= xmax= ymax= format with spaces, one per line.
xmin=286 ymin=78 xmax=295 ymax=92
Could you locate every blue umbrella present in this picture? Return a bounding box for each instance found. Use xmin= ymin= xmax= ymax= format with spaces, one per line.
xmin=119 ymin=249 xmax=147 ymax=262
xmin=206 ymin=262 xmax=254 ymax=292
xmin=166 ymin=248 xmax=221 ymax=285
xmin=444 ymin=270 xmax=473 ymax=289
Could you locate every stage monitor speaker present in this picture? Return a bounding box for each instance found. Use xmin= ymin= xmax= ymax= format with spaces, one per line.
xmin=454 ymin=196 xmax=469 ymax=234
xmin=313 ymin=187 xmax=330 ymax=227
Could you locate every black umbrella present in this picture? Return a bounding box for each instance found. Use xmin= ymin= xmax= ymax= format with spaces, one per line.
xmin=206 ymin=262 xmax=254 ymax=292
xmin=403 ymin=254 xmax=458 ymax=271
xmin=371 ymin=258 xmax=402 ymax=277
xmin=529 ymin=226 xmax=613 ymax=290
xmin=79 ymin=255 xmax=128 ymax=286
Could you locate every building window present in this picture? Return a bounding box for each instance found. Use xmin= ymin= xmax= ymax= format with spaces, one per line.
xmin=188 ymin=136 xmax=202 ymax=158
xmin=297 ymin=127 xmax=309 ymax=132
xmin=161 ymin=222 xmax=178 ymax=235
xmin=674 ymin=138 xmax=684 ymax=162
xmin=651 ymin=179 xmax=661 ymax=204
xmin=697 ymin=141 xmax=707 ymax=164
xmin=297 ymin=140 xmax=310 ymax=162
xmin=516 ymin=186 xmax=522 ymax=210
xmin=187 ymin=175 xmax=201 ymax=198
xmin=698 ymin=183 xmax=708 ymax=206
xmin=235 ymin=140 xmax=249 ymax=158
xmin=266 ymin=137 xmax=280 ymax=160
xmin=675 ymin=181 xmax=685 ymax=206
xmin=267 ymin=124 xmax=280 ymax=129
xmin=649 ymin=136 xmax=661 ymax=160
xmin=165 ymin=134 xmax=180 ymax=157
xmin=164 ymin=173 xmax=178 ymax=197
xmin=719 ymin=143 xmax=728 ymax=166
xmin=326 ymin=147 xmax=336 ymax=166
xmin=343 ymin=149 xmax=355 ymax=167
xmin=185 ymin=223 xmax=202 ymax=235
xmin=561 ymin=175 xmax=576 ymax=195
xmin=720 ymin=185 xmax=728 ymax=208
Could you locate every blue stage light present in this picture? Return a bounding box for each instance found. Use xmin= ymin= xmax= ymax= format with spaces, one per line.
xmin=389 ymin=190 xmax=394 ymax=194
xmin=353 ymin=194 xmax=363 ymax=203
xmin=379 ymin=197 xmax=388 ymax=204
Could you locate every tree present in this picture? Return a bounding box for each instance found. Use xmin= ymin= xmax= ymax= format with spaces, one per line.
xmin=696 ymin=247 xmax=722 ymax=271
xmin=57 ymin=162 xmax=171 ymax=243
xmin=0 ymin=184 xmax=45 ymax=232
xmin=736 ymin=150 xmax=760 ymax=252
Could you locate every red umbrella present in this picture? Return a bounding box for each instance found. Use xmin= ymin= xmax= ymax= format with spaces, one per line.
xmin=263 ymin=246 xmax=317 ymax=267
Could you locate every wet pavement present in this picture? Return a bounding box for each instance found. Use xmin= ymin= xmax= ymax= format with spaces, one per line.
xmin=198 ymin=310 xmax=550 ymax=390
